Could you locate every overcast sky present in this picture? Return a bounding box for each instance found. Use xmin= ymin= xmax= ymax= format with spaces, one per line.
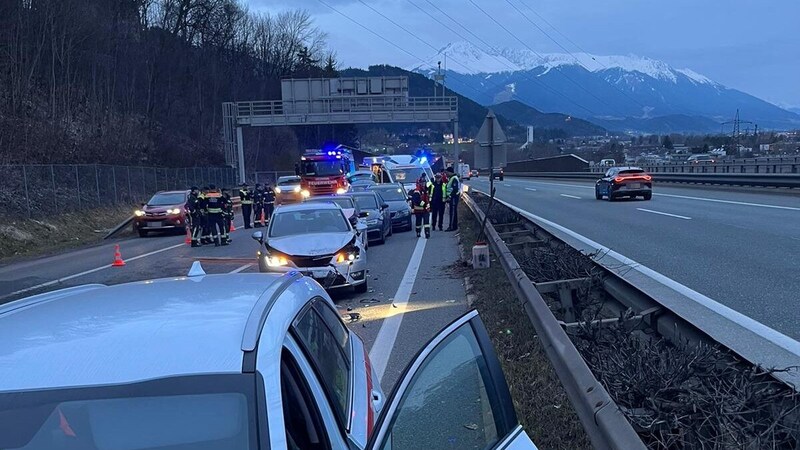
xmin=248 ymin=0 xmax=800 ymax=108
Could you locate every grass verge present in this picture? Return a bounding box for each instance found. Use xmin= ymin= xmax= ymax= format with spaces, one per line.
xmin=0 ymin=206 xmax=136 ymax=262
xmin=457 ymin=201 xmax=592 ymax=449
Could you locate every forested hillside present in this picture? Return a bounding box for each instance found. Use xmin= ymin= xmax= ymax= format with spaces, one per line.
xmin=0 ymin=0 xmax=345 ymax=168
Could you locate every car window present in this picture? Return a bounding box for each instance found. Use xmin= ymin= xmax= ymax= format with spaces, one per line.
xmin=270 ymin=209 xmax=349 ymax=237
xmin=292 ymin=300 xmax=351 ymax=432
xmin=0 ymin=375 xmax=257 ymax=450
xmin=281 ymin=350 xmax=331 ymax=450
xmin=148 ymin=192 xmax=186 ymax=205
xmin=306 ymin=197 xmax=355 ymax=210
xmin=378 ymin=324 xmax=501 ymax=450
xmin=370 ymin=187 xmax=406 ymax=201
xmin=351 ymin=194 xmax=378 ymax=210
xmin=619 ymin=169 xmax=646 ymax=175
xmin=278 ymin=178 xmax=300 ymax=186
xmin=390 ymin=167 xmax=424 ymax=182
xmin=605 ymin=168 xmax=617 ymax=177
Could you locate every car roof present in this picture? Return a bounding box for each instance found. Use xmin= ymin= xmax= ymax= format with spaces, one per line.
xmin=609 ymin=166 xmax=644 ymax=171
xmin=154 ymin=190 xmax=188 ymax=195
xmin=0 ymin=273 xmax=295 ymax=391
xmin=277 ymin=201 xmax=342 ymax=212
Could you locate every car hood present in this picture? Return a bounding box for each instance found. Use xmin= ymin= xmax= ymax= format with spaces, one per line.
xmin=144 ymin=204 xmax=182 ymax=212
xmin=360 ymin=207 xmax=381 ymax=219
xmin=383 ymin=200 xmax=409 ymax=212
xmin=268 ymin=232 xmax=353 ymax=256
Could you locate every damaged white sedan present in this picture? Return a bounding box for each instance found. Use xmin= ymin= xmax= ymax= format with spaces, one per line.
xmin=252 ymin=202 xmax=369 ymax=293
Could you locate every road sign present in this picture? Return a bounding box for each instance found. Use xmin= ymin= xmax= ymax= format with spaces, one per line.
xmin=474 ymin=110 xmax=507 ymax=170
xmin=476 ymin=110 xmax=506 ymax=147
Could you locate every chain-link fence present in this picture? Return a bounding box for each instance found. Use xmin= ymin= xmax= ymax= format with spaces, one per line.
xmin=252 ymin=171 xmax=298 ymax=187
xmin=1 ymin=164 xmax=237 ymax=218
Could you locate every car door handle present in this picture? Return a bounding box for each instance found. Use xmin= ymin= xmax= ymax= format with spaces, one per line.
xmin=371 ymin=389 xmax=383 ymax=405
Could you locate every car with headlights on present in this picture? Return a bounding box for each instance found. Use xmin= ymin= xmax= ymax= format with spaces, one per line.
xmin=595 ymin=166 xmax=653 ymax=201
xmin=0 ymin=273 xmax=538 ymax=450
xmin=274 ymin=175 xmax=303 ymax=205
xmin=347 ymin=191 xmax=392 ymax=245
xmin=133 ymin=190 xmax=189 ymax=237
xmin=303 ymin=194 xmax=370 ymax=248
xmin=253 ymin=202 xmax=369 ymax=292
xmin=368 ymin=183 xmax=413 ymax=232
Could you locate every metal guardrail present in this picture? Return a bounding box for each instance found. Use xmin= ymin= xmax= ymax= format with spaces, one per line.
xmin=462 ymin=193 xmax=645 ymax=450
xmin=505 ymin=171 xmax=800 ymax=188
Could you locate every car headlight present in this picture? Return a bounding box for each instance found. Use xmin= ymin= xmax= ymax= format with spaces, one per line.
xmin=334 ymin=242 xmax=361 ymax=263
xmin=301 ymin=189 xmax=310 ymax=198
xmin=293 ymin=186 xmax=301 ymax=193
xmin=265 ymin=255 xmax=289 ymax=267
xmin=134 ymin=210 xmax=145 ymax=217
xmin=274 ymin=187 xmax=282 ymax=194
xmin=336 ymin=187 xmax=347 ymax=195
xmin=167 ymin=208 xmax=181 ymax=215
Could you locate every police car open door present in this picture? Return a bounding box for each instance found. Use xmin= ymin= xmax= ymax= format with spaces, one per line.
xmin=366 ymin=310 xmax=538 ymax=450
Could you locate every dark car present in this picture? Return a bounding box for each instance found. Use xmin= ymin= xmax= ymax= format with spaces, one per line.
xmin=133 ymin=190 xmax=189 ymax=237
xmin=595 ymin=166 xmax=653 ymax=201
xmin=368 ymin=183 xmax=413 ymax=232
xmin=349 ymin=179 xmax=377 ymax=192
xmin=347 ymin=191 xmax=392 ymax=244
xmin=492 ymin=167 xmax=504 ymax=180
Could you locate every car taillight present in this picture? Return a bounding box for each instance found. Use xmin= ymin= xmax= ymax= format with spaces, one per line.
xmin=643 ymin=175 xmax=652 ymax=181
xmin=613 ymin=176 xmax=624 ymax=183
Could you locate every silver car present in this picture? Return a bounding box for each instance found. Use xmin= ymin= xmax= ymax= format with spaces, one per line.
xmin=0 ymin=272 xmax=539 ymax=450
xmin=274 ymin=175 xmax=303 ymax=205
xmin=254 ymin=202 xmax=369 ymax=292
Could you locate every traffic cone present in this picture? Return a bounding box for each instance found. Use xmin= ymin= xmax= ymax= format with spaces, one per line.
xmin=229 ymin=220 xmax=236 ymax=232
xmin=184 ymin=227 xmax=192 ymax=245
xmin=112 ymin=244 xmax=126 ymax=267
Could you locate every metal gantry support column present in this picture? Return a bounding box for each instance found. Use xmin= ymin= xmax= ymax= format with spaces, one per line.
xmin=236 ymin=127 xmax=246 ymax=184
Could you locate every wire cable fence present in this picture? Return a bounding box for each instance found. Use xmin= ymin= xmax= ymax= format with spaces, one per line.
xmin=1 ymin=164 xmax=237 ymax=218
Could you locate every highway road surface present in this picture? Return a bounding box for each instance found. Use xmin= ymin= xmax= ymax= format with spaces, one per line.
xmin=0 ymin=217 xmax=468 ymax=389
xmin=467 ymin=176 xmax=800 ymax=340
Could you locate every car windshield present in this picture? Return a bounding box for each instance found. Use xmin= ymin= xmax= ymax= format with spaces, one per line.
xmin=278 ymin=177 xmax=300 ymax=186
xmin=305 ymin=197 xmax=355 ymax=210
xmin=390 ymin=167 xmax=425 ymax=182
xmin=350 ymin=195 xmax=378 ymax=210
xmin=302 ymin=160 xmax=344 ymax=176
xmin=371 ymin=187 xmax=406 ymax=201
xmin=148 ymin=192 xmax=185 ymax=206
xmin=0 ymin=375 xmax=256 ymax=450
xmin=348 ymin=172 xmax=374 ymax=182
xmin=270 ymin=209 xmax=349 ymax=237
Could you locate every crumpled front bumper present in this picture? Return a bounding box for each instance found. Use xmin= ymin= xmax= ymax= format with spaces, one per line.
xmin=259 ymin=257 xmax=367 ymax=289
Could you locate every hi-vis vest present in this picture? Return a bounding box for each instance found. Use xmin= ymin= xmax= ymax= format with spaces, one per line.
xmin=205 ymin=191 xmax=223 ymax=214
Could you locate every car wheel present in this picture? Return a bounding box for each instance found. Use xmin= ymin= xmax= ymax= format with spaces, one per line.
xmin=138 ymin=229 xmax=148 ymax=237
xmin=595 ymin=188 xmax=603 ymax=200
xmin=643 ymin=192 xmax=652 ymax=200
xmin=354 ymin=278 xmax=368 ymax=293
xmin=499 ymin=176 xmax=504 ymax=181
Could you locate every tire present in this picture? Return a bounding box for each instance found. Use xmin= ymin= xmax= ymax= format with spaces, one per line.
xmin=354 ymin=278 xmax=368 ymax=293
xmin=387 ymin=223 xmax=393 ymax=237
xmin=608 ymin=193 xmax=616 ymax=202
xmin=138 ymin=229 xmax=148 ymax=237
xmin=643 ymin=192 xmax=652 ymax=200
xmin=595 ymin=188 xmax=603 ymax=200
xmin=499 ymin=176 xmax=504 ymax=181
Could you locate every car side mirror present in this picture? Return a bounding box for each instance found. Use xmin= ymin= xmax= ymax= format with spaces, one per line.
xmin=358 ymin=211 xmax=369 ymax=218
xmin=251 ymin=231 xmax=264 ymax=244
xmin=381 ymin=204 xmax=389 ymax=210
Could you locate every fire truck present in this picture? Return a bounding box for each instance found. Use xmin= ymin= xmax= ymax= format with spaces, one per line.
xmin=298 ymin=145 xmax=356 ymax=197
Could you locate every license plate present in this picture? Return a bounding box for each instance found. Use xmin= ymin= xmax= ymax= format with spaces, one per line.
xmin=628 ymin=183 xmax=641 ymax=189
xmin=148 ymin=221 xmax=163 ymax=227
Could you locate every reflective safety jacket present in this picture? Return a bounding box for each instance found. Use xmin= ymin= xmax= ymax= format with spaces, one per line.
xmin=408 ymin=189 xmax=429 ymax=214
xmin=221 ymin=194 xmax=234 ymax=218
xmin=429 ymin=181 xmax=446 ymax=204
xmin=185 ymin=193 xmax=202 ymax=216
xmin=204 ymin=191 xmax=223 ymax=214
xmin=239 ymin=188 xmax=253 ymax=205
xmin=446 ymin=175 xmax=460 ymax=198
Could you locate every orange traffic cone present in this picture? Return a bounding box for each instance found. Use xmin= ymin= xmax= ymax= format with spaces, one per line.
xmin=229 ymin=220 xmax=236 ymax=232
xmin=184 ymin=226 xmax=192 ymax=245
xmin=112 ymin=244 xmax=126 ymax=267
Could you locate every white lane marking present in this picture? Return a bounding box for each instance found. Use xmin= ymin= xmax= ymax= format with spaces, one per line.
xmin=476 ymin=189 xmax=800 ymax=357
xmin=654 ymin=192 xmax=800 ymax=212
xmin=637 ymin=208 xmax=691 ymax=220
xmin=229 ymin=263 xmax=253 ymax=273
xmin=503 ymin=183 xmax=512 ymax=187
xmin=525 ymin=188 xmax=537 ymax=191
xmin=0 ymin=243 xmax=185 ymax=300
xmin=369 ymin=237 xmax=428 ymax=380
xmin=560 ymin=194 xmax=581 ymax=199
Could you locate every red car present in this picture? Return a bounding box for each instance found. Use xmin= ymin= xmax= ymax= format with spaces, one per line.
xmin=133 ymin=190 xmax=189 ymax=237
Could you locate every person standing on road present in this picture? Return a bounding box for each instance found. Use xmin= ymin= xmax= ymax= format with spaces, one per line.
xmin=204 ymin=184 xmax=227 ymax=246
xmin=200 ymin=186 xmax=211 ymax=245
xmin=221 ymin=188 xmax=233 ymax=244
xmin=264 ymin=184 xmax=276 ymax=223
xmin=445 ymin=167 xmax=460 ymax=232
xmin=409 ymin=180 xmax=431 ymax=239
xmin=429 ymin=174 xmax=446 ymax=231
xmin=253 ymin=183 xmax=265 ymax=228
xmin=239 ymin=183 xmax=253 ymax=229
xmin=186 ymin=186 xmax=203 ymax=247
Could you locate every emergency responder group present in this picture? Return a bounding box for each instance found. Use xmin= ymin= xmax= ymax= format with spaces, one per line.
xmin=407 ymin=166 xmax=460 ymax=238
xmin=185 ymin=182 xmax=276 ymax=248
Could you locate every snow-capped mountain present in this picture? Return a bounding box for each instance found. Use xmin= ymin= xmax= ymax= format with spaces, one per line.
xmin=418 ymin=42 xmax=799 ymax=132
